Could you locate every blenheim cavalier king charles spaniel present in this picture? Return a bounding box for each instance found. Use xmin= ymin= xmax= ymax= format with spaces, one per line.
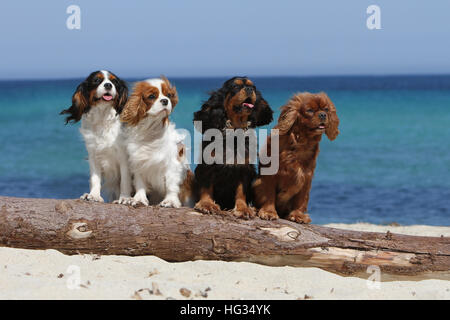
xmin=120 ymin=77 xmax=193 ymax=208
xmin=193 ymin=77 xmax=273 ymax=218
xmin=61 ymin=70 xmax=131 ymax=204
xmin=253 ymin=92 xmax=339 ymax=224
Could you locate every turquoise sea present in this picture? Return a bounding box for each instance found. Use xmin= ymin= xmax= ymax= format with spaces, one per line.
xmin=0 ymin=75 xmax=449 ymax=225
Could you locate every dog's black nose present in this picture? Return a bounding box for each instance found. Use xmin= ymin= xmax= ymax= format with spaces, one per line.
xmin=318 ymin=112 xmax=327 ymax=120
xmin=245 ymin=87 xmax=253 ymax=95
xmin=160 ymin=99 xmax=169 ymax=106
xmin=104 ymin=83 xmax=112 ymax=90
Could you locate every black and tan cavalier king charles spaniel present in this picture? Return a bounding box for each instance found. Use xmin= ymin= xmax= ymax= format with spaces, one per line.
xmin=193 ymin=77 xmax=273 ymax=219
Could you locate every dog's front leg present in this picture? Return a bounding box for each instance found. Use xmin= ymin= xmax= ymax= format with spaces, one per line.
xmin=113 ymin=152 xmax=133 ymax=205
xmin=131 ymin=174 xmax=149 ymax=206
xmin=231 ymin=183 xmax=255 ymax=219
xmin=160 ymin=168 xmax=182 ymax=208
xmin=287 ymin=177 xmax=312 ymax=224
xmin=194 ymin=185 xmax=220 ymax=214
xmin=253 ymin=176 xmax=279 ymax=220
xmin=81 ymin=153 xmax=104 ymax=203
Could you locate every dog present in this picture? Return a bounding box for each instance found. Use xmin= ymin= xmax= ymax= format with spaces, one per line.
xmin=120 ymin=76 xmax=193 ymax=208
xmin=60 ymin=70 xmax=132 ymax=203
xmin=193 ymin=76 xmax=273 ymax=218
xmin=253 ymin=92 xmax=339 ymax=223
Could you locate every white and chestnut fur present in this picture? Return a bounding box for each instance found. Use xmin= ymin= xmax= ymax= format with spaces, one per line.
xmin=121 ymin=77 xmax=193 ymax=208
xmin=61 ymin=70 xmax=132 ymax=204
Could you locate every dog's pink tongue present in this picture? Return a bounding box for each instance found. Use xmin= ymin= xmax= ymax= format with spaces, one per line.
xmin=103 ymin=95 xmax=113 ymax=101
xmin=243 ymin=103 xmax=254 ymax=108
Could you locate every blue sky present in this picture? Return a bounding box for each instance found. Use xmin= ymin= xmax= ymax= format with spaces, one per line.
xmin=0 ymin=0 xmax=449 ymax=79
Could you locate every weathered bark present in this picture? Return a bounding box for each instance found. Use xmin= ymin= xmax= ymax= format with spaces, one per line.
xmin=0 ymin=196 xmax=448 ymax=281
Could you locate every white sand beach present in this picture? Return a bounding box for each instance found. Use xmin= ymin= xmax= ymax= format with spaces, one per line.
xmin=0 ymin=223 xmax=448 ymax=300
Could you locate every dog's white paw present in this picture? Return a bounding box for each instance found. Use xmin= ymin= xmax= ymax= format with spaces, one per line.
xmin=113 ymin=197 xmax=133 ymax=205
xmin=80 ymin=193 xmax=104 ymax=203
xmin=160 ymin=197 xmax=181 ymax=208
xmin=130 ymin=195 xmax=149 ymax=207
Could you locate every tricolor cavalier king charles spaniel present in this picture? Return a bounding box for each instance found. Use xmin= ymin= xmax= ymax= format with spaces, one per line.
xmin=60 ymin=70 xmax=132 ymax=204
xmin=120 ymin=77 xmax=193 ymax=208
xmin=193 ymin=77 xmax=273 ymax=218
xmin=253 ymin=92 xmax=339 ymax=224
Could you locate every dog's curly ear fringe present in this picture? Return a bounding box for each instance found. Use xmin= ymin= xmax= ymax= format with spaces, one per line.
xmin=120 ymin=86 xmax=147 ymax=126
xmin=275 ymin=93 xmax=310 ymax=135
xmin=250 ymin=91 xmax=273 ymax=127
xmin=321 ymin=92 xmax=339 ymax=141
xmin=115 ymin=78 xmax=129 ymax=115
xmin=276 ymin=106 xmax=298 ymax=135
xmin=60 ymin=82 xmax=89 ymax=124
xmin=193 ymin=90 xmax=227 ymax=133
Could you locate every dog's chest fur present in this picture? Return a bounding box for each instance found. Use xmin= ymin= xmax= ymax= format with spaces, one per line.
xmin=80 ymin=104 xmax=121 ymax=150
xmin=79 ymin=103 xmax=124 ymax=174
xmin=125 ymin=120 xmax=185 ymax=196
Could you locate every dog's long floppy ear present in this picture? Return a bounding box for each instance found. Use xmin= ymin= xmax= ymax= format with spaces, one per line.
xmin=249 ymin=90 xmax=273 ymax=127
xmin=60 ymin=81 xmax=90 ymax=124
xmin=320 ymin=92 xmax=339 ymax=141
xmin=120 ymin=82 xmax=147 ymax=126
xmin=276 ymin=104 xmax=299 ymax=135
xmin=114 ymin=78 xmax=129 ymax=115
xmin=193 ymin=90 xmax=227 ymax=133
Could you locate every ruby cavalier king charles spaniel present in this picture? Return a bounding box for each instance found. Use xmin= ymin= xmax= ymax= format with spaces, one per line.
xmin=253 ymin=92 xmax=339 ymax=224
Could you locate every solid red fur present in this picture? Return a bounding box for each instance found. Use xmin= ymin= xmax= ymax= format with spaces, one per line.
xmin=253 ymin=92 xmax=339 ymax=224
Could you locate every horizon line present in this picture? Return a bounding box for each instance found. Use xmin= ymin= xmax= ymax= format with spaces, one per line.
xmin=1 ymin=72 xmax=450 ymax=82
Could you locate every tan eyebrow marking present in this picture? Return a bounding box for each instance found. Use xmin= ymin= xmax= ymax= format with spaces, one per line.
xmin=161 ymin=77 xmax=178 ymax=108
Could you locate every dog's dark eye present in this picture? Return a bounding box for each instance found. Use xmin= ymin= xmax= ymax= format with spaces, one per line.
xmin=167 ymin=93 xmax=173 ymax=98
xmin=94 ymin=78 xmax=102 ymax=84
xmin=307 ymin=109 xmax=314 ymax=114
xmin=148 ymin=94 xmax=156 ymax=99
xmin=324 ymin=107 xmax=329 ymax=112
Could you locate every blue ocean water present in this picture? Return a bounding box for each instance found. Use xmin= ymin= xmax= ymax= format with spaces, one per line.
xmin=0 ymin=75 xmax=449 ymax=226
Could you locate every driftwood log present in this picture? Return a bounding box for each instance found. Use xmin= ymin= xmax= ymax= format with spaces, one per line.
xmin=0 ymin=196 xmax=449 ymax=281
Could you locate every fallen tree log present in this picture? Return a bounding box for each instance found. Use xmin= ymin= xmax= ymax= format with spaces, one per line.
xmin=0 ymin=196 xmax=448 ymax=281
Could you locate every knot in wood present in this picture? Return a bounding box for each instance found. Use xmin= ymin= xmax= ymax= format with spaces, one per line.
xmin=211 ymin=237 xmax=226 ymax=254
xmin=287 ymin=231 xmax=301 ymax=240
xmin=66 ymin=222 xmax=92 ymax=240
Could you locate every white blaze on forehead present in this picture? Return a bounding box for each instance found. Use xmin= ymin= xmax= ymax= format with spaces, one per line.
xmin=96 ymin=70 xmax=117 ymax=99
xmin=143 ymin=78 xmax=172 ymax=116
xmin=144 ymin=78 xmax=165 ymax=97
xmin=101 ymin=70 xmax=112 ymax=84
